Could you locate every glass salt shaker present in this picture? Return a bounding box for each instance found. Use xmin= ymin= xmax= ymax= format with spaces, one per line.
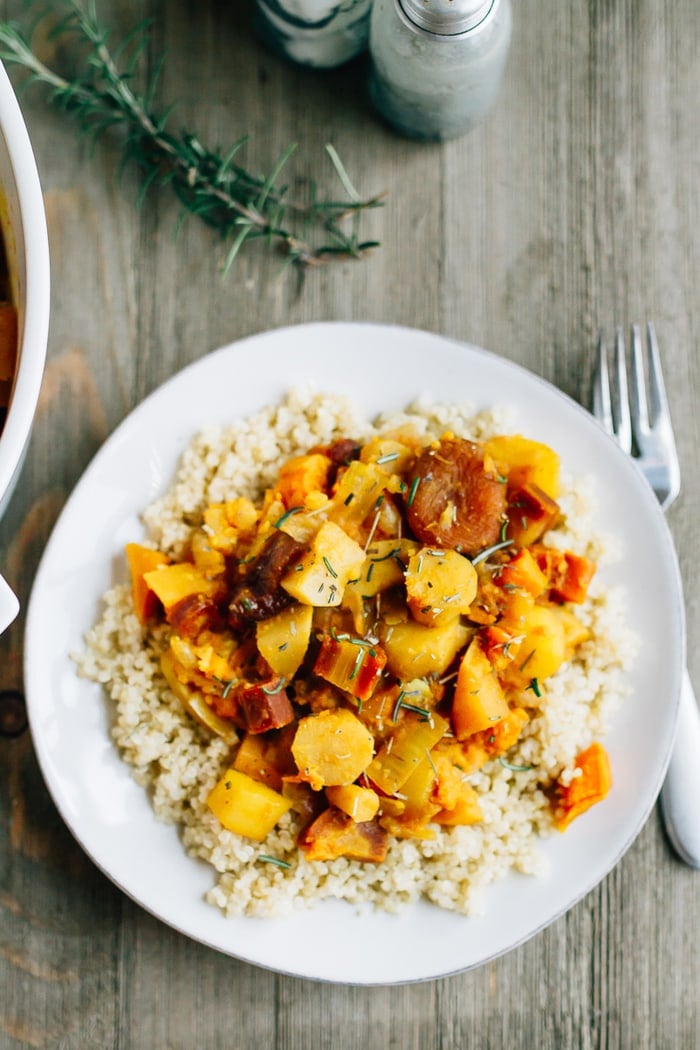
xmin=253 ymin=0 xmax=373 ymax=69
xmin=368 ymin=0 xmax=512 ymax=141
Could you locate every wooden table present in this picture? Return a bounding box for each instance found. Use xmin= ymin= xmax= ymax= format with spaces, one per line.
xmin=1 ymin=1 xmax=698 ymax=1046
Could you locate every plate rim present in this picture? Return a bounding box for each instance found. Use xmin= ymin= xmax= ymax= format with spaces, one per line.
xmin=23 ymin=321 xmax=686 ymax=984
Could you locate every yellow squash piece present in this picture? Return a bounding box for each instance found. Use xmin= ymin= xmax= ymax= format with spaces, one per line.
xmin=142 ymin=562 xmax=217 ymax=613
xmin=379 ymin=618 xmax=470 ymax=679
xmin=326 ymin=783 xmax=380 ymax=822
xmin=451 ymin=637 xmax=510 ymax=739
xmin=484 ymin=434 xmax=560 ymax=498
xmin=206 ymin=768 xmax=291 ymax=841
xmin=256 ymin=603 xmax=313 ymax=677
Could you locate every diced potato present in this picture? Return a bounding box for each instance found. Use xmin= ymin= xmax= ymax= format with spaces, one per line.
xmin=291 ymin=708 xmax=375 ymax=790
xmin=299 ymin=807 xmax=388 ymax=862
xmin=326 ymin=783 xmax=380 ymax=822
xmin=500 ymin=598 xmax=588 ymax=689
xmin=142 ymin=562 xmax=217 ymax=613
xmin=451 ymin=637 xmax=510 ymax=739
xmin=281 ymin=521 xmax=365 ymax=607
xmin=344 ymin=538 xmax=419 ymax=600
xmin=313 ymin=635 xmax=387 ymax=702
xmin=379 ymin=618 xmax=470 ymax=679
xmin=484 ymin=434 xmax=560 ymax=498
xmin=277 ymin=452 xmax=332 ymax=509
xmin=256 ymin=603 xmax=313 ymax=677
xmin=367 ymin=711 xmax=448 ymax=794
xmin=405 ymin=547 xmax=478 ymax=626
xmin=206 ymin=768 xmax=291 ymax=841
xmin=125 ymin=543 xmax=170 ymax=623
xmin=399 ymin=757 xmax=439 ymax=821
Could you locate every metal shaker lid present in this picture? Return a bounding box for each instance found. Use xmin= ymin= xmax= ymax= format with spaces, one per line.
xmin=398 ymin=0 xmax=494 ymax=35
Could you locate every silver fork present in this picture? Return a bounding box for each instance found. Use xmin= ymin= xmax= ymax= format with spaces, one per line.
xmin=594 ymin=323 xmax=700 ymax=868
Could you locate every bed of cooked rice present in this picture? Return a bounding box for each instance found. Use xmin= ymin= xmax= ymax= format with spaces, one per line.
xmin=75 ymin=389 xmax=637 ymax=918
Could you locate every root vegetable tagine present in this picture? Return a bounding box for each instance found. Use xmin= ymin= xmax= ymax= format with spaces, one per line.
xmin=78 ymin=392 xmax=634 ymax=917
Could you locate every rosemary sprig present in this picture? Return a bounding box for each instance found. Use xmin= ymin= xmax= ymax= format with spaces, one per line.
xmin=0 ymin=1 xmax=384 ymax=270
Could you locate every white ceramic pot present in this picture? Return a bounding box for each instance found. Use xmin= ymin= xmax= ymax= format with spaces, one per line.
xmin=0 ymin=60 xmax=50 ymax=632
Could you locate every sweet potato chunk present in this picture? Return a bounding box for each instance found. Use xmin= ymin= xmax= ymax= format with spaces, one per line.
xmin=406 ymin=437 xmax=507 ymax=556
xmin=236 ymin=678 xmax=295 ymax=734
xmin=555 ymin=742 xmax=612 ymax=830
xmin=125 ymin=543 xmax=170 ymax=623
xmin=313 ymin=635 xmax=387 ymax=702
xmin=299 ymin=807 xmax=388 ymax=862
xmin=505 ymin=483 xmax=560 ymax=547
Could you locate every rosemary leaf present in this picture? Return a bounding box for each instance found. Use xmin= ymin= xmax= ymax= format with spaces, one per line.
xmin=0 ymin=1 xmax=384 ymax=271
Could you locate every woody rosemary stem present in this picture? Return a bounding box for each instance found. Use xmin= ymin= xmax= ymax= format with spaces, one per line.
xmin=0 ymin=0 xmax=384 ymax=271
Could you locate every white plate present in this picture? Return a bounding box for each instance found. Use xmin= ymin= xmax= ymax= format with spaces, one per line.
xmin=24 ymin=322 xmax=684 ymax=985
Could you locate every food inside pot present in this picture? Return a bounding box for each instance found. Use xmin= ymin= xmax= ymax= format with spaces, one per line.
xmin=0 ymin=233 xmax=17 ymax=435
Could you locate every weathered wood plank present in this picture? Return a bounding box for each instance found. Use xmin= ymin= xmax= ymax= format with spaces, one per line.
xmin=0 ymin=0 xmax=698 ymax=1047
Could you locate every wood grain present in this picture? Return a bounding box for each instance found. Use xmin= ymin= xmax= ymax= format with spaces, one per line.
xmin=0 ymin=0 xmax=698 ymax=1046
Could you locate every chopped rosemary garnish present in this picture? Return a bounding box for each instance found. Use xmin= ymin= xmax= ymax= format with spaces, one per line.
xmin=322 ymin=555 xmax=338 ymax=578
xmin=526 ymin=677 xmax=542 ymax=697
xmin=258 ymin=855 xmax=292 ymax=869
xmin=406 ymin=476 xmax=421 ymax=507
xmin=261 ymin=677 xmax=287 ymax=695
xmin=392 ymin=691 xmax=431 ymax=722
xmin=274 ymin=506 xmax=304 ymax=529
xmin=0 ymin=3 xmax=384 ymax=272
xmin=498 ymin=756 xmax=534 ymax=772
xmin=221 ymin=679 xmax=235 ymax=699
xmin=470 ymin=539 xmax=512 ymax=566
xmin=376 ymin=452 xmax=399 ymax=464
xmin=425 ymin=748 xmax=438 ymax=777
xmin=519 ymin=650 xmax=535 ymax=672
xmin=348 ymin=648 xmax=364 ymax=681
xmin=370 ymin=546 xmax=401 ymax=563
xmin=343 ymin=492 xmax=355 ymax=506
xmin=500 ymin=518 xmax=509 ymax=542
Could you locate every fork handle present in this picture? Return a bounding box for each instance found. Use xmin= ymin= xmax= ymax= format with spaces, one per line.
xmin=659 ymin=669 xmax=700 ymax=869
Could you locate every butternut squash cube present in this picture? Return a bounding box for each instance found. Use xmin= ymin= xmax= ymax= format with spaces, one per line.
xmin=277 ymin=452 xmax=332 ymax=509
xmin=484 ymin=434 xmax=560 ymax=498
xmin=206 ymin=768 xmax=291 ymax=841
xmin=142 ymin=561 xmax=217 ymax=613
xmin=555 ymin=742 xmax=612 ymax=830
xmin=451 ymin=637 xmax=510 ymax=739
xmin=405 ymin=547 xmax=478 ymax=626
xmin=125 ymin=543 xmax=170 ymax=623
xmin=281 ymin=521 xmax=365 ymax=607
